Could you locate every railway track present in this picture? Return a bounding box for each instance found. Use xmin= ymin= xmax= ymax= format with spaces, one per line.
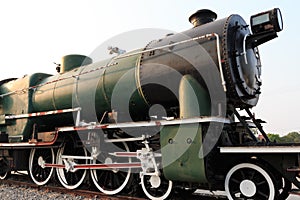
xmin=0 ymin=173 xmax=227 ymax=200
xmin=0 ymin=175 xmax=142 ymax=200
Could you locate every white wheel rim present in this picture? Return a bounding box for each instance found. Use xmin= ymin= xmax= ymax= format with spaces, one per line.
xmin=56 ymin=145 xmax=87 ymax=189
xmin=29 ymin=148 xmax=54 ymax=185
xmin=225 ymin=163 xmax=275 ymax=200
xmin=90 ymin=142 xmax=131 ymax=195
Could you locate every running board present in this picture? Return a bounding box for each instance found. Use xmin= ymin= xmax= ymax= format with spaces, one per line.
xmin=220 ymin=146 xmax=300 ymax=153
xmin=0 ymin=142 xmax=60 ymax=149
xmin=57 ymin=116 xmax=230 ymax=132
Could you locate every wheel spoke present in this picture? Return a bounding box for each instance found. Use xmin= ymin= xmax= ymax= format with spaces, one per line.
xmin=257 ymin=190 xmax=269 ymax=198
xmin=240 ymin=170 xmax=246 ymax=179
xmin=231 ymin=177 xmax=240 ymax=184
xmin=231 ymin=189 xmax=240 ymax=195
xmin=249 ymin=170 xmax=256 ymax=180
xmin=256 ymin=180 xmax=267 ymax=186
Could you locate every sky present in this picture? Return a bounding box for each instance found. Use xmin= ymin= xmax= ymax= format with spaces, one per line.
xmin=0 ymin=0 xmax=298 ymax=135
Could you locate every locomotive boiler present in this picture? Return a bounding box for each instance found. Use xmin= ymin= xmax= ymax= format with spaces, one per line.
xmin=1 ymin=7 xmax=299 ymax=200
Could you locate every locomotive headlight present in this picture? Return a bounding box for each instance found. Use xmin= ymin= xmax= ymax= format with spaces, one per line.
xmin=250 ymin=8 xmax=283 ymax=34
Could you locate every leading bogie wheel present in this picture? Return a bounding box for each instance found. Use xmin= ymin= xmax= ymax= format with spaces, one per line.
xmin=141 ymin=174 xmax=173 ymax=200
xmin=56 ymin=143 xmax=87 ymax=189
xmin=29 ymin=148 xmax=55 ymax=185
xmin=225 ymin=163 xmax=278 ymax=200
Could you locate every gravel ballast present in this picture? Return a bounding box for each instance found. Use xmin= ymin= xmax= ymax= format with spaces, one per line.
xmin=0 ymin=183 xmax=95 ymax=200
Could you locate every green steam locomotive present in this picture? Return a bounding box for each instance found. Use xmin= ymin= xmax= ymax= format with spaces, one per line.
xmin=1 ymin=7 xmax=297 ymax=200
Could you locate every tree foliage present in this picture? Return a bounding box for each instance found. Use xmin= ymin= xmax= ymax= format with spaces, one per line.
xmin=267 ymin=132 xmax=300 ymax=143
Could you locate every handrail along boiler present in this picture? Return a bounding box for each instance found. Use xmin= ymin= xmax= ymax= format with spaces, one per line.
xmin=0 ymin=7 xmax=298 ymax=200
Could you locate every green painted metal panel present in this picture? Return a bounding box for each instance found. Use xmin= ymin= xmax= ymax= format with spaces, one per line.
xmin=160 ymin=75 xmax=210 ymax=183
xmin=161 ymin=124 xmax=207 ymax=183
xmin=0 ymin=73 xmax=51 ymax=141
xmin=60 ymin=54 xmax=92 ymax=73
xmin=32 ymin=74 xmax=58 ymax=111
xmin=32 ymin=50 xmax=149 ymax=124
xmin=179 ymin=75 xmax=211 ymax=118
xmin=99 ymin=52 xmax=149 ymax=121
